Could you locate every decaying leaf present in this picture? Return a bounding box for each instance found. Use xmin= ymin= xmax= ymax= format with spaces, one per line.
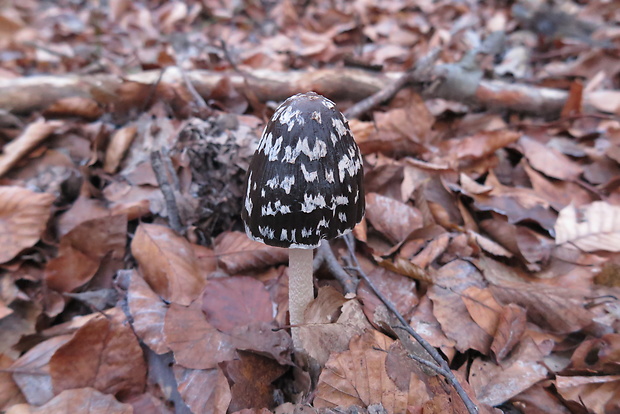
xmin=104 ymin=125 xmax=137 ymax=173
xmin=0 ymin=187 xmax=55 ymax=263
xmin=555 ymin=375 xmax=620 ymax=414
xmin=131 ymin=223 xmax=206 ymax=306
xmin=365 ymin=192 xmax=423 ymax=243
xmin=174 ymin=365 xmax=231 ymax=414
xmin=214 ymin=231 xmax=288 ymax=274
xmin=555 ymin=202 xmax=620 ymax=252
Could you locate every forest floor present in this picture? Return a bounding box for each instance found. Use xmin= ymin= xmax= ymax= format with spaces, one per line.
xmin=1 ymin=0 xmax=620 ymax=413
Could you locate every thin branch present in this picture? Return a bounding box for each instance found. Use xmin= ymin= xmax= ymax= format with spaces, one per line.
xmin=344 ymin=234 xmax=479 ymax=414
xmin=318 ymin=242 xmax=359 ymax=297
xmin=150 ymin=150 xmax=184 ymax=234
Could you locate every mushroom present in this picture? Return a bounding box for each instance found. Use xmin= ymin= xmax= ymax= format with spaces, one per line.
xmin=242 ymin=92 xmax=365 ymax=349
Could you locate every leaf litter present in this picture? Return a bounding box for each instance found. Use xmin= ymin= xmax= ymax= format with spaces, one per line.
xmin=0 ymin=0 xmax=620 ymax=413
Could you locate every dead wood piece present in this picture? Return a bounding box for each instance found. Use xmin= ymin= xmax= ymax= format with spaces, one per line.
xmin=150 ymin=150 xmax=183 ymax=235
xmin=0 ymin=67 xmax=573 ymax=117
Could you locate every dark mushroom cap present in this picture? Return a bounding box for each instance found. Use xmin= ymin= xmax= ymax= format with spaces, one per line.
xmin=242 ymin=92 xmax=365 ymax=249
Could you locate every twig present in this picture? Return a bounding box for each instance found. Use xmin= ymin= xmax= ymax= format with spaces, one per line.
xmin=150 ymin=150 xmax=184 ymax=234
xmin=317 ymin=242 xmax=359 ymax=297
xmin=344 ymin=234 xmax=479 ymax=414
xmin=180 ymin=68 xmax=209 ymax=110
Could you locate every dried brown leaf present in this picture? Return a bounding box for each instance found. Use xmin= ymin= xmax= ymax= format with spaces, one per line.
xmin=127 ymin=270 xmax=169 ymax=354
xmin=49 ymin=316 xmax=146 ymax=398
xmin=104 ymin=125 xmax=137 ymax=173
xmin=174 ymin=365 xmax=231 ymax=414
xmin=163 ymin=302 xmax=235 ymax=369
xmin=314 ymin=331 xmax=415 ymax=413
xmin=0 ymin=187 xmax=54 ymax=263
xmin=44 ymin=215 xmax=127 ymax=292
xmin=5 ymin=388 xmax=133 ymax=414
xmin=555 ymin=375 xmax=620 ymax=414
xmin=470 ymin=338 xmax=551 ymax=406
xmin=586 ymin=90 xmax=620 ymax=115
xmin=0 ymin=119 xmax=63 ymax=178
xmin=226 ymin=351 xmax=287 ymax=412
xmin=214 ymin=231 xmax=288 ymax=274
xmin=131 ymin=223 xmax=205 ymax=306
xmin=519 ymin=136 xmax=583 ymax=181
xmin=43 ymin=97 xmax=103 ymax=120
xmin=568 ymin=334 xmax=620 ymax=375
xmin=201 ymin=276 xmax=273 ymax=333
xmin=439 ymin=130 xmax=521 ymax=162
xmin=365 ymin=192 xmax=423 ymax=244
xmin=555 ymin=201 xmax=620 ymax=252
xmin=462 ymin=286 xmax=503 ymax=336
xmin=490 ymin=304 xmax=527 ymax=362
xmin=0 ymin=354 xmax=25 ymax=410
xmin=298 ymin=287 xmax=372 ymax=366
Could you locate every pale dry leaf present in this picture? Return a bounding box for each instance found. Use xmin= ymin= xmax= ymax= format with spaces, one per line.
xmin=173 ymin=365 xmax=231 ymax=414
xmin=519 ymin=136 xmax=583 ymax=181
xmin=0 ymin=119 xmax=63 ymax=177
xmin=586 ymin=90 xmax=620 ymax=115
xmin=131 ymin=223 xmax=205 ymax=306
xmin=5 ymin=388 xmax=133 ymax=414
xmin=104 ymin=125 xmax=137 ymax=173
xmin=0 ymin=354 xmax=25 ymax=410
xmin=555 ymin=202 xmax=620 ymax=252
xmin=127 ymin=270 xmax=170 ymax=354
xmin=214 ymin=231 xmax=288 ymax=274
xmin=0 ymin=187 xmax=55 ymax=263
xmin=49 ymin=316 xmax=146 ymax=398
xmin=440 ymin=130 xmax=521 ymax=162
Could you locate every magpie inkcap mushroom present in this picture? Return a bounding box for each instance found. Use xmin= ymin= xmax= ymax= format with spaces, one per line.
xmin=241 ymin=91 xmax=365 ymax=350
xmin=242 ymin=92 xmax=364 ymax=247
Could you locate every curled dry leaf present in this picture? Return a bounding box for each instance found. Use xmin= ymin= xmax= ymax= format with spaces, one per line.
xmin=131 ymin=223 xmax=205 ymax=306
xmin=214 ymin=231 xmax=288 ymax=274
xmin=126 ymin=270 xmax=170 ymax=354
xmin=555 ymin=201 xmax=620 ymax=252
xmin=5 ymin=388 xmax=133 ymax=414
xmin=49 ymin=316 xmax=146 ymax=398
xmin=104 ymin=125 xmax=137 ymax=173
xmin=43 ymin=97 xmax=103 ymax=120
xmin=201 ymin=276 xmax=273 ymax=333
xmin=44 ymin=214 xmax=127 ymax=292
xmin=0 ymin=119 xmax=63 ymax=178
xmin=365 ymin=192 xmax=423 ymax=244
xmin=0 ymin=186 xmax=55 ymax=264
xmin=173 ymin=365 xmax=231 ymax=414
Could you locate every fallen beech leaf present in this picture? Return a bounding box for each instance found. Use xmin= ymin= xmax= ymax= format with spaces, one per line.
xmin=0 ymin=187 xmax=55 ymax=263
xmin=226 ymin=351 xmax=287 ymax=412
xmin=44 ymin=215 xmax=127 ymax=292
xmin=519 ymin=136 xmax=583 ymax=181
xmin=163 ymin=302 xmax=235 ymax=369
xmin=469 ymin=337 xmax=551 ymax=406
xmin=569 ymin=334 xmax=620 ymax=375
xmin=586 ymin=90 xmax=620 ymax=115
xmin=0 ymin=119 xmax=63 ymax=178
xmin=11 ymin=335 xmax=74 ymax=405
xmin=0 ymin=354 xmax=25 ymax=410
xmin=314 ymin=331 xmax=415 ymax=413
xmin=365 ymin=192 xmax=423 ymax=243
xmin=490 ymin=304 xmax=527 ymax=362
xmin=510 ymin=384 xmax=570 ymax=414
xmin=428 ymin=260 xmax=493 ymax=353
xmin=104 ymin=125 xmax=137 ymax=173
xmin=5 ymin=388 xmax=133 ymax=414
xmin=440 ymin=130 xmax=521 ymax=162
xmin=462 ymin=286 xmax=503 ymax=336
xmin=214 ymin=231 xmax=288 ymax=274
xmin=299 ymin=287 xmax=372 ymax=366
xmin=127 ymin=270 xmax=170 ymax=354
xmin=555 ymin=202 xmax=620 ymax=252
xmin=49 ymin=316 xmax=146 ymax=398
xmin=202 ymin=276 xmax=273 ymax=333
xmin=131 ymin=223 xmax=205 ymax=306
xmin=43 ymin=97 xmax=103 ymax=120
xmin=230 ymin=322 xmax=292 ymax=366
xmin=555 ymin=375 xmax=620 ymax=414
xmin=174 ymin=365 xmax=231 ymax=414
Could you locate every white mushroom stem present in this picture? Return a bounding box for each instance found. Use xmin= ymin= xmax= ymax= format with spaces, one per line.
xmin=288 ymin=247 xmax=314 ymax=350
